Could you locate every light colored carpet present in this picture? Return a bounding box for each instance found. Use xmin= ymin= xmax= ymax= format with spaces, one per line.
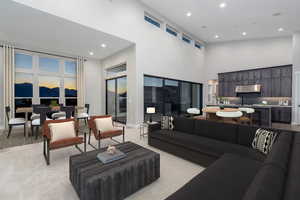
xmin=0 ymin=127 xmax=204 ymax=200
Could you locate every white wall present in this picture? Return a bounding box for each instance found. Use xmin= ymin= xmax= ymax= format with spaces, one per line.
xmin=0 ymin=47 xmax=4 ymax=129
xmin=84 ymin=59 xmax=103 ymax=116
xmin=101 ymin=45 xmax=137 ymax=126
xmin=204 ymin=37 xmax=293 ymax=80
xmin=203 ymin=36 xmax=293 ymax=105
xmin=292 ymin=32 xmax=300 ymax=124
xmin=12 ymin=0 xmax=206 ymax=125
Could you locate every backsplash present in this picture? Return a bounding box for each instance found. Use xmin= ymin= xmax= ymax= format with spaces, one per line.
xmin=219 ymin=97 xmax=291 ymax=106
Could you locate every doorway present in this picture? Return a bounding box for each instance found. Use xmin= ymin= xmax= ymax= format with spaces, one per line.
xmin=106 ymin=76 xmax=127 ymax=124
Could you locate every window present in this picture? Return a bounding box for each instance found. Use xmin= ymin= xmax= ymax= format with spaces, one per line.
xmin=144 ymin=75 xmax=203 ymax=121
xmin=14 ymin=52 xmax=77 ymax=114
xmin=182 ymin=34 xmax=192 ymax=44
xmin=166 ymin=25 xmax=178 ymax=37
xmin=15 ymin=73 xmax=33 ymax=97
xmin=15 ymin=53 xmax=32 ymax=70
xmin=39 ymin=57 xmax=60 ymax=73
xmin=144 ymin=13 xmax=161 ymax=28
xmin=39 ymin=76 xmax=60 ymax=97
xmin=65 ymin=61 xmax=77 ymax=75
xmin=195 ymin=41 xmax=203 ymax=49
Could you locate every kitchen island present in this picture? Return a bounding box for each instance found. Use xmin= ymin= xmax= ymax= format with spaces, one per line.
xmin=207 ymin=104 xmax=272 ymax=127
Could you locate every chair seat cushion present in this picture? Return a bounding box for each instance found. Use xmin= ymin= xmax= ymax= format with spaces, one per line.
xmin=96 ymin=129 xmax=123 ymax=139
xmin=31 ymin=118 xmax=51 ymax=126
xmin=77 ymin=113 xmax=89 ymax=119
xmin=51 ymin=112 xmax=66 ymax=119
xmin=151 ymin=130 xmax=266 ymax=161
xmin=9 ymin=118 xmax=25 ymax=125
xmin=165 ymin=153 xmax=261 ymax=200
xmin=49 ymin=137 xmax=83 ymax=149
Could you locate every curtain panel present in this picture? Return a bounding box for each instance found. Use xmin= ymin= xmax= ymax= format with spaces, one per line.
xmin=76 ymin=57 xmax=85 ymax=107
xmin=3 ymin=45 xmax=15 ymax=127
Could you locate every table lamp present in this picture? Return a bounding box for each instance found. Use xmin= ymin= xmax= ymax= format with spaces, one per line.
xmin=146 ymin=107 xmax=156 ymax=123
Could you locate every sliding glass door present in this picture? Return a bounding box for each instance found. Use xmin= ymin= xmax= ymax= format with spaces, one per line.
xmin=144 ymin=75 xmax=203 ymax=121
xmin=106 ymin=76 xmax=127 ymax=123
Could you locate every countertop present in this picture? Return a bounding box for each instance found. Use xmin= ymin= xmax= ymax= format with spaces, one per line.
xmin=207 ymin=104 xmax=292 ymax=108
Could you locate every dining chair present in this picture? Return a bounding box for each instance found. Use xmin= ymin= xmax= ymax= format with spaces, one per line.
xmin=31 ymin=106 xmax=51 ymax=139
xmin=51 ymin=104 xmax=66 ymax=120
xmin=77 ymin=104 xmax=90 ymax=125
xmin=5 ymin=106 xmax=26 ymax=138
xmin=60 ymin=106 xmax=75 ymax=119
xmin=216 ymin=111 xmax=243 ymax=124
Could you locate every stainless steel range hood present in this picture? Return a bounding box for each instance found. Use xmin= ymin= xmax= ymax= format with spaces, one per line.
xmin=235 ymin=84 xmax=261 ymax=93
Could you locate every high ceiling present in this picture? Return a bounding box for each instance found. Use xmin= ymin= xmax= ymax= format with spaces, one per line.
xmin=0 ymin=0 xmax=133 ymax=59
xmin=140 ymin=0 xmax=300 ymax=43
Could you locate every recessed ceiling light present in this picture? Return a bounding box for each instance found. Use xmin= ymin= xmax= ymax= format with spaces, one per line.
xmin=186 ymin=12 xmax=192 ymax=17
xmin=215 ymin=35 xmax=220 ymax=39
xmin=242 ymin=32 xmax=247 ymax=36
xmin=219 ymin=2 xmax=227 ymax=8
xmin=101 ymin=43 xmax=107 ymax=48
xmin=89 ymin=51 xmax=94 ymax=56
xmin=278 ymin=28 xmax=284 ymax=32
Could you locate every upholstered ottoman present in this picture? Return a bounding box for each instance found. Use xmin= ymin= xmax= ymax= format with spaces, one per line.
xmin=70 ymin=142 xmax=160 ymax=200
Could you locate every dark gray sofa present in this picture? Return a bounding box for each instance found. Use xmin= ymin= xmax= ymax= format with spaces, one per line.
xmin=148 ymin=117 xmax=300 ymax=200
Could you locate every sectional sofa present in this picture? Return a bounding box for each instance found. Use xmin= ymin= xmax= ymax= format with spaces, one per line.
xmin=148 ymin=117 xmax=300 ymax=200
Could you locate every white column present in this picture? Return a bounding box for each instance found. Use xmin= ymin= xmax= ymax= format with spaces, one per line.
xmin=292 ymin=32 xmax=300 ymax=124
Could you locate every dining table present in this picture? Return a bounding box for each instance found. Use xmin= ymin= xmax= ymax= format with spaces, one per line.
xmin=16 ymin=106 xmax=84 ymax=138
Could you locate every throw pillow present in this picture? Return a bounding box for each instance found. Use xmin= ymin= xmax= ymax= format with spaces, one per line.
xmin=252 ymin=128 xmax=277 ymax=154
xmin=161 ymin=116 xmax=174 ymax=130
xmin=95 ymin=117 xmax=114 ymax=132
xmin=49 ymin=121 xmax=76 ymax=142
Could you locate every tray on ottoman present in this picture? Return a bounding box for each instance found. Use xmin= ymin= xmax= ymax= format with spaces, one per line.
xmin=70 ymin=142 xmax=160 ymax=200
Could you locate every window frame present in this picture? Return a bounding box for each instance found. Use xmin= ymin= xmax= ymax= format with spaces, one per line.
xmin=144 ymin=12 xmax=161 ymax=28
xmin=182 ymin=34 xmax=192 ymax=44
xmin=166 ymin=25 xmax=178 ymax=37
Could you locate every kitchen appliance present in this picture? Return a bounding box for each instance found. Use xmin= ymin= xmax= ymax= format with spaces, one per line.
xmin=235 ymin=85 xmax=261 ymax=93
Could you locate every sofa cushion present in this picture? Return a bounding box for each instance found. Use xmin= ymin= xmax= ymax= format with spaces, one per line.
xmin=243 ymin=165 xmax=285 ymax=200
xmin=283 ymin=134 xmax=300 ymax=200
xmin=165 ymin=153 xmax=261 ymax=200
xmin=252 ymin=128 xmax=278 ymax=154
xmin=173 ymin=117 xmax=195 ymax=135
xmin=194 ymin=119 xmax=238 ymax=143
xmin=150 ymin=130 xmax=265 ymax=161
xmin=263 ymin=132 xmax=292 ymax=171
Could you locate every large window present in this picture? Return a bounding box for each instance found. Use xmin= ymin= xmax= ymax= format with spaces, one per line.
xmin=14 ymin=52 xmax=77 ymax=115
xmin=144 ymin=75 xmax=203 ymax=121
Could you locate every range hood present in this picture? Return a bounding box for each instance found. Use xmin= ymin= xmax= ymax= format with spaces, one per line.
xmin=235 ymin=84 xmax=261 ymax=93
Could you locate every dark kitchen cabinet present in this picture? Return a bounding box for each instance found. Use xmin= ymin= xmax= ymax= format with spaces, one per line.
xmin=218 ymin=65 xmax=292 ymax=98
xmin=271 ymin=107 xmax=292 ymax=123
xmin=261 ymin=78 xmax=272 ymax=97
xmin=272 ymin=78 xmax=281 ymax=97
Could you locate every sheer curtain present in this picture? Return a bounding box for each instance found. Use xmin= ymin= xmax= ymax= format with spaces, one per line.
xmin=3 ymin=44 xmax=15 ymax=127
xmin=76 ymin=57 xmax=85 ymax=107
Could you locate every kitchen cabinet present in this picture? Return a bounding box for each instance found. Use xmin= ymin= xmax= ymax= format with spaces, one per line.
xmin=218 ymin=65 xmax=292 ymax=98
xmin=261 ymin=78 xmax=272 ymax=97
xmin=271 ymin=107 xmax=292 ymax=123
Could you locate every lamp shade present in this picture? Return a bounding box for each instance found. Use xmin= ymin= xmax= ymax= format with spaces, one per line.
xmin=146 ymin=107 xmax=156 ymax=114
